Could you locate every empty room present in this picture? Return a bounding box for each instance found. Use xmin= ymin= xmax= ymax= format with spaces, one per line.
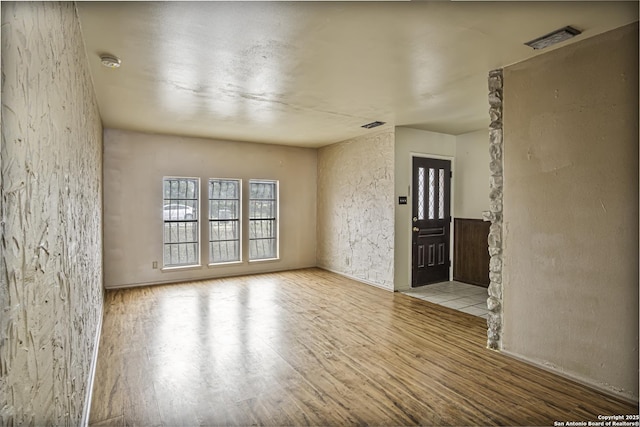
xmin=1 ymin=1 xmax=638 ymax=425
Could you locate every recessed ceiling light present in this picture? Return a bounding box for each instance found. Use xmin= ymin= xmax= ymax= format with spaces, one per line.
xmin=361 ymin=121 xmax=386 ymax=129
xmin=100 ymin=54 xmax=121 ymax=68
xmin=525 ymin=26 xmax=581 ymax=50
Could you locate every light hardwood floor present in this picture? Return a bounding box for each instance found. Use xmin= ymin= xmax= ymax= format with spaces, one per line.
xmin=89 ymin=268 xmax=637 ymax=426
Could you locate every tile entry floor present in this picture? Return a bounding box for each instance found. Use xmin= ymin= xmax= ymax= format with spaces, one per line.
xmin=402 ymin=281 xmax=489 ymax=319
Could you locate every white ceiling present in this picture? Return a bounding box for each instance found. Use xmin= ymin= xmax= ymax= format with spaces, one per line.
xmin=76 ymin=1 xmax=638 ymax=148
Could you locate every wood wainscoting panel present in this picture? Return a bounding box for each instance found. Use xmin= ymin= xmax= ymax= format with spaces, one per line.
xmin=454 ymin=218 xmax=490 ymax=287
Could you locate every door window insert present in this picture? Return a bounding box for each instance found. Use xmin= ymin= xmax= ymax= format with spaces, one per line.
xmin=418 ymin=167 xmax=425 ymax=220
xmin=438 ymin=168 xmax=445 ymax=219
xmin=428 ymin=168 xmax=435 ymax=219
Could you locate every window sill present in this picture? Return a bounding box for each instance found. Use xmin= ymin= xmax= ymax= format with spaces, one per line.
xmin=161 ymin=264 xmax=202 ymax=273
xmin=208 ymin=261 xmax=243 ymax=268
xmin=248 ymin=257 xmax=280 ymax=264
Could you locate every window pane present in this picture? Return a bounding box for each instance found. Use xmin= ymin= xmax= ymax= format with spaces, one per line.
xmin=249 ymin=181 xmax=275 ymax=199
xmin=164 ymin=242 xmax=199 ymax=267
xmin=249 ymin=238 xmax=276 ymax=261
xmin=428 ymin=168 xmax=435 ymax=220
xmin=249 ymin=200 xmax=275 ymax=219
xmin=210 ymin=241 xmax=239 ymax=264
xmin=418 ymin=167 xmax=425 ymax=220
xmin=209 ymin=200 xmax=239 ymax=220
xmin=164 ymin=222 xmax=198 ymax=243
xmin=209 ymin=179 xmax=239 ymax=200
xmin=249 ymin=219 xmax=276 ymax=239
xmin=209 ymin=221 xmax=239 ymax=241
xmin=438 ymin=168 xmax=445 ymax=220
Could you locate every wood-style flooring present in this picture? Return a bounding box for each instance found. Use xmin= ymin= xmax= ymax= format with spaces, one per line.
xmin=89 ymin=268 xmax=637 ymax=426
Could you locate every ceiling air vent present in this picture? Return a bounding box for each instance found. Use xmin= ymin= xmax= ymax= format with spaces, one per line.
xmin=361 ymin=121 xmax=386 ymax=129
xmin=525 ymin=26 xmax=581 ymax=50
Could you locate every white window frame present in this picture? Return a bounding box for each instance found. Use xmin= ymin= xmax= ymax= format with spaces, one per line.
xmin=162 ymin=176 xmax=201 ymax=269
xmin=208 ymin=178 xmax=242 ymax=266
xmin=248 ymin=179 xmax=279 ymax=262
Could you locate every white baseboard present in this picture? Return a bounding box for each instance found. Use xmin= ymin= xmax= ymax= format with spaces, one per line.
xmin=500 ymin=349 xmax=638 ymax=405
xmin=317 ymin=266 xmax=394 ymax=292
xmin=105 ymin=264 xmax=318 ymax=290
xmin=81 ymin=306 xmax=103 ymax=426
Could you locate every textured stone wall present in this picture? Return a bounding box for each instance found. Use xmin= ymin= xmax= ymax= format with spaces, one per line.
xmin=317 ymin=130 xmax=395 ymax=289
xmin=1 ymin=2 xmax=104 ymax=423
xmin=483 ymin=69 xmax=504 ymax=350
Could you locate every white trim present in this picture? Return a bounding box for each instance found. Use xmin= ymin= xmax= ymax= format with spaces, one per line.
xmin=207 ymin=178 xmax=243 ymax=265
xmin=395 ymin=284 xmax=412 ymax=292
xmin=248 ymin=257 xmax=280 ymax=264
xmin=248 ymin=179 xmax=279 ymax=261
xmin=407 ymin=153 xmax=456 ymax=288
xmin=317 ymin=266 xmax=394 ymax=292
xmin=501 ymin=349 xmax=639 ymax=405
xmin=410 ymin=152 xmax=455 ymax=162
xmin=81 ymin=307 xmax=103 ymax=426
xmin=162 ymin=176 xmax=202 ymax=268
xmin=161 ymin=264 xmax=202 ymax=272
xmin=208 ymin=260 xmax=244 ymax=268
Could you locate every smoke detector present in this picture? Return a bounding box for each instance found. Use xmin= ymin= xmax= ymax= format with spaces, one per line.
xmin=100 ymin=54 xmax=121 ymax=68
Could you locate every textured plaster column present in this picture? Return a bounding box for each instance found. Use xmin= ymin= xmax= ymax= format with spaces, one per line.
xmin=483 ymin=69 xmax=504 ymax=350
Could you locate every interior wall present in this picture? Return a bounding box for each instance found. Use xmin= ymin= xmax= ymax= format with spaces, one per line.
xmin=317 ymin=129 xmax=395 ymax=290
xmin=1 ymin=2 xmax=104 ymax=423
xmin=502 ymin=22 xmax=639 ymax=400
xmin=103 ymin=129 xmax=317 ymax=288
xmin=393 ymin=127 xmax=456 ymax=291
xmin=454 ymin=129 xmax=490 ymax=219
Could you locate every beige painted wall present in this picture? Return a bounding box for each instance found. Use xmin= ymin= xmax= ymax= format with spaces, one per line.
xmin=502 ymin=22 xmax=638 ymax=400
xmin=103 ymin=129 xmax=317 ymax=288
xmin=317 ymin=130 xmax=395 ymax=289
xmin=1 ymin=2 xmax=104 ymax=423
xmin=454 ymin=129 xmax=490 ymax=219
xmin=394 ymin=127 xmax=456 ymax=291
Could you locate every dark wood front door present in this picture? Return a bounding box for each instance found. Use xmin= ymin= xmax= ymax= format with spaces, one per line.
xmin=412 ymin=157 xmax=451 ymax=287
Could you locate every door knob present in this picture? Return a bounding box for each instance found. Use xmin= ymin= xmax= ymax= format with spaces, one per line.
xmin=412 ymin=217 xmax=418 ymax=222
xmin=413 ymin=227 xmax=419 ymax=232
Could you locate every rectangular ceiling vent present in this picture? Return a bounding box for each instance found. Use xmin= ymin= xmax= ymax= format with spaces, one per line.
xmin=525 ymin=26 xmax=581 ymax=50
xmin=361 ymin=121 xmax=386 ymax=129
